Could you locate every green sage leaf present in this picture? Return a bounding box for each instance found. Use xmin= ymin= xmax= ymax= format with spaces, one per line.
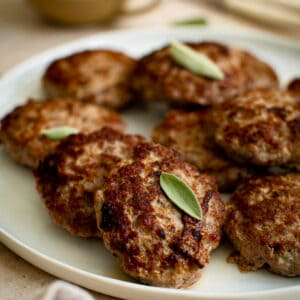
xmin=160 ymin=172 xmax=202 ymax=220
xmin=172 ymin=17 xmax=208 ymax=26
xmin=170 ymin=40 xmax=224 ymax=80
xmin=41 ymin=126 xmax=79 ymax=140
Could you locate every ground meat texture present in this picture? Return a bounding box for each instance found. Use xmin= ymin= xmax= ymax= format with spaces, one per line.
xmin=43 ymin=50 xmax=136 ymax=109
xmin=288 ymin=78 xmax=300 ymax=101
xmin=214 ymin=89 xmax=300 ymax=167
xmin=131 ymin=41 xmax=278 ymax=107
xmin=152 ymin=109 xmax=257 ymax=192
xmin=35 ymin=128 xmax=145 ymax=237
xmin=96 ymin=142 xmax=225 ymax=288
xmin=224 ymin=174 xmax=300 ymax=277
xmin=0 ymin=98 xmax=126 ymax=168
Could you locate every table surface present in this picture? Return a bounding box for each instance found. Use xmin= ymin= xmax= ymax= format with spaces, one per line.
xmin=0 ymin=0 xmax=299 ymax=299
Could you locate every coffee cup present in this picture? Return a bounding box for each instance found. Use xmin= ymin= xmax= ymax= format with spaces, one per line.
xmin=27 ymin=0 xmax=160 ymax=25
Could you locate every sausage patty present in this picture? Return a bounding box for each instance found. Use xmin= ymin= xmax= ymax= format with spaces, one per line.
xmin=35 ymin=128 xmax=145 ymax=237
xmin=96 ymin=142 xmax=225 ymax=287
xmin=132 ymin=41 xmax=278 ymax=107
xmin=288 ymin=78 xmax=300 ymax=101
xmin=224 ymin=174 xmax=300 ymax=277
xmin=43 ymin=50 xmax=136 ymax=109
xmin=214 ymin=89 xmax=300 ymax=167
xmin=0 ymin=98 xmax=126 ymax=168
xmin=152 ymin=109 xmax=256 ymax=192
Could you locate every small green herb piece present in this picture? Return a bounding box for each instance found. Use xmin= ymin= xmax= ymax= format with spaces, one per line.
xmin=41 ymin=126 xmax=79 ymax=140
xmin=160 ymin=172 xmax=202 ymax=220
xmin=282 ymin=254 xmax=291 ymax=263
xmin=172 ymin=17 xmax=208 ymax=26
xmin=170 ymin=40 xmax=224 ymax=80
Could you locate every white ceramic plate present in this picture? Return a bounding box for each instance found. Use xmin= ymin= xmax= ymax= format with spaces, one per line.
xmin=0 ymin=27 xmax=300 ymax=300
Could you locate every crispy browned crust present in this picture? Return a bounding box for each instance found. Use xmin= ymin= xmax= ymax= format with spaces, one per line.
xmin=43 ymin=50 xmax=136 ymax=109
xmin=214 ymin=89 xmax=300 ymax=167
xmin=224 ymin=174 xmax=300 ymax=277
xmin=97 ymin=142 xmax=225 ymax=287
xmin=34 ymin=128 xmax=145 ymax=237
xmin=152 ymin=109 xmax=257 ymax=192
xmin=0 ymin=98 xmax=126 ymax=168
xmin=288 ymin=78 xmax=300 ymax=101
xmin=132 ymin=41 xmax=278 ymax=107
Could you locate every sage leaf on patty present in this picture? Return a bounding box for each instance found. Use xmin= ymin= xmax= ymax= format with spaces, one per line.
xmin=172 ymin=17 xmax=208 ymax=26
xmin=41 ymin=126 xmax=79 ymax=140
xmin=160 ymin=172 xmax=202 ymax=220
xmin=170 ymin=40 xmax=224 ymax=80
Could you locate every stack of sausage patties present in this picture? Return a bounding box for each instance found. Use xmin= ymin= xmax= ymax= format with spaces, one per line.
xmin=141 ymin=43 xmax=300 ymax=277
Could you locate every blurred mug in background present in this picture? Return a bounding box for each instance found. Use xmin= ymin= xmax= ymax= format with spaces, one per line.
xmin=27 ymin=0 xmax=160 ymax=25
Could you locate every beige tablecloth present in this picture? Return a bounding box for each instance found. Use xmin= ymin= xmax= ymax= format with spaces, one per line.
xmin=0 ymin=0 xmax=299 ymax=299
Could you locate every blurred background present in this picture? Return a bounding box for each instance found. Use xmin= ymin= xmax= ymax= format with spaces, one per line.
xmin=0 ymin=0 xmax=299 ymax=73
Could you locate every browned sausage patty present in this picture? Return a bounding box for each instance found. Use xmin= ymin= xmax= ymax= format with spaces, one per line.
xmin=132 ymin=41 xmax=278 ymax=107
xmin=214 ymin=89 xmax=300 ymax=167
xmin=288 ymin=78 xmax=300 ymax=101
xmin=96 ymin=142 xmax=225 ymax=287
xmin=0 ymin=98 xmax=126 ymax=168
xmin=43 ymin=50 xmax=136 ymax=109
xmin=34 ymin=128 xmax=145 ymax=237
xmin=152 ymin=109 xmax=256 ymax=192
xmin=224 ymin=174 xmax=300 ymax=277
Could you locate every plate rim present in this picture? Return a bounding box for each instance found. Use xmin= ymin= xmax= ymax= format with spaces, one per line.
xmin=1 ymin=26 xmax=300 ymax=299
xmin=1 ymin=25 xmax=300 ymax=82
xmin=2 ymin=230 xmax=300 ymax=300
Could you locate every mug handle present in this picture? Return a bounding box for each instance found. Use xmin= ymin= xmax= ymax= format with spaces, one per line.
xmin=121 ymin=0 xmax=161 ymax=15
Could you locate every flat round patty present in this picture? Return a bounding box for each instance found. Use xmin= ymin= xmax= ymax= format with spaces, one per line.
xmin=224 ymin=174 xmax=300 ymax=277
xmin=43 ymin=50 xmax=136 ymax=109
xmin=132 ymin=41 xmax=278 ymax=107
xmin=35 ymin=128 xmax=145 ymax=237
xmin=214 ymin=89 xmax=300 ymax=167
xmin=97 ymin=142 xmax=225 ymax=287
xmin=152 ymin=109 xmax=256 ymax=192
xmin=0 ymin=98 xmax=126 ymax=168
